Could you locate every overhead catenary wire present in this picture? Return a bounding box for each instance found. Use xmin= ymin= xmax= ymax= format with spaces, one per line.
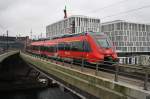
xmin=68 ymin=0 xmax=129 ymax=16
xmin=101 ymin=4 xmax=150 ymax=19
xmin=89 ymin=0 xmax=129 ymax=13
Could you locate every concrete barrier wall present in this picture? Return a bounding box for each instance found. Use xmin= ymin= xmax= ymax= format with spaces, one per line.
xmin=20 ymin=53 xmax=150 ymax=99
xmin=0 ymin=51 xmax=19 ymax=63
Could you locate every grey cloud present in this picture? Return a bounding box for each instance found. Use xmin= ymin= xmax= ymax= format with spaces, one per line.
xmin=0 ymin=0 xmax=150 ymax=36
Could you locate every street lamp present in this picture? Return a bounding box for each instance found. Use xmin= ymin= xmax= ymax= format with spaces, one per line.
xmin=6 ymin=30 xmax=8 ymax=51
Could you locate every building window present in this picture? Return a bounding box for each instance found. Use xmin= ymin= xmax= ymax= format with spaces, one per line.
xmin=124 ymin=22 xmax=128 ymax=30
xmin=116 ymin=23 xmax=120 ymax=30
xmin=142 ymin=24 xmax=145 ymax=31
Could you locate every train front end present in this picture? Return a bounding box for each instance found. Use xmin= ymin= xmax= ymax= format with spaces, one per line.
xmin=88 ymin=32 xmax=118 ymax=64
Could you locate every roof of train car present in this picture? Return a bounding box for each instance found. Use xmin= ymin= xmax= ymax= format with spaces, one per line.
xmin=31 ymin=32 xmax=106 ymax=46
xmin=44 ymin=35 xmax=87 ymax=45
xmin=31 ymin=34 xmax=87 ymax=46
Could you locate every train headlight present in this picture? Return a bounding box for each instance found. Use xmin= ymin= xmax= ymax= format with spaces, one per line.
xmin=86 ymin=54 xmax=89 ymax=57
xmin=113 ymin=53 xmax=117 ymax=59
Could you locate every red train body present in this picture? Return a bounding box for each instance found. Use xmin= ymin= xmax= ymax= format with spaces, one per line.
xmin=27 ymin=32 xmax=118 ymax=64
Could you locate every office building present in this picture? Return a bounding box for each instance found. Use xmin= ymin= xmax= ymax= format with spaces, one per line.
xmin=101 ymin=20 xmax=150 ymax=64
xmin=0 ymin=36 xmax=30 ymax=51
xmin=46 ymin=15 xmax=101 ymax=38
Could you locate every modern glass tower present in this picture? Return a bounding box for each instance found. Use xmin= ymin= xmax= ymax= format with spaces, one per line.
xmin=101 ymin=20 xmax=150 ymax=64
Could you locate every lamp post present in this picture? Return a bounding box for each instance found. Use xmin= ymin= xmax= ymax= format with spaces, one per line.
xmin=6 ymin=30 xmax=8 ymax=51
xmin=2 ymin=34 xmax=5 ymax=51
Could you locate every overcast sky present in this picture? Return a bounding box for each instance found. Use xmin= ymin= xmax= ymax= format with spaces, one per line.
xmin=0 ymin=0 xmax=150 ymax=38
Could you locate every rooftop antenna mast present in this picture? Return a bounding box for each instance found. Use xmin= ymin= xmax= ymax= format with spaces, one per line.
xmin=64 ymin=5 xmax=67 ymax=19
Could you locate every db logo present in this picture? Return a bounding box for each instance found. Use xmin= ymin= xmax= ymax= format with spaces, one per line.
xmin=65 ymin=52 xmax=70 ymax=55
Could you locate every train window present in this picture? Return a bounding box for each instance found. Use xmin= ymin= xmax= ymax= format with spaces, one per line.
xmin=32 ymin=46 xmax=34 ymax=50
xmin=44 ymin=46 xmax=47 ymax=51
xmin=64 ymin=43 xmax=71 ymax=51
xmin=83 ymin=40 xmax=91 ymax=52
xmin=46 ymin=46 xmax=49 ymax=51
xmin=33 ymin=46 xmax=39 ymax=50
xmin=45 ymin=46 xmax=48 ymax=51
xmin=37 ymin=46 xmax=39 ymax=50
xmin=40 ymin=46 xmax=44 ymax=51
xmin=48 ymin=46 xmax=52 ymax=52
xmin=71 ymin=41 xmax=83 ymax=51
xmin=40 ymin=46 xmax=42 ymax=50
xmin=34 ymin=46 xmax=36 ymax=50
xmin=54 ymin=45 xmax=57 ymax=52
xmin=96 ymin=38 xmax=111 ymax=48
xmin=58 ymin=43 xmax=65 ymax=50
xmin=47 ymin=45 xmax=57 ymax=52
xmin=71 ymin=42 xmax=79 ymax=51
xmin=48 ymin=46 xmax=54 ymax=52
xmin=70 ymin=41 xmax=91 ymax=52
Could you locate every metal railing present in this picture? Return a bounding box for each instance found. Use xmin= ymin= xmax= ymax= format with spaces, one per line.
xmin=25 ymin=51 xmax=150 ymax=91
xmin=0 ymin=50 xmax=8 ymax=55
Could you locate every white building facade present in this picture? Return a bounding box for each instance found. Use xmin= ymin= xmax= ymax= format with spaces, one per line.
xmin=46 ymin=15 xmax=101 ymax=38
xmin=101 ymin=20 xmax=150 ymax=64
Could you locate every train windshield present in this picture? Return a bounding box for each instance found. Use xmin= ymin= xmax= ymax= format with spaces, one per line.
xmin=91 ymin=33 xmax=111 ymax=48
xmin=96 ymin=38 xmax=111 ymax=48
xmin=87 ymin=32 xmax=112 ymax=48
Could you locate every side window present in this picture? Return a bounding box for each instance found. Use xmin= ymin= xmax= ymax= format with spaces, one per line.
xmin=83 ymin=40 xmax=91 ymax=52
xmin=45 ymin=46 xmax=49 ymax=51
xmin=37 ymin=46 xmax=40 ymax=50
xmin=78 ymin=41 xmax=84 ymax=51
xmin=40 ymin=46 xmax=42 ymax=51
xmin=53 ymin=45 xmax=57 ymax=52
xmin=64 ymin=43 xmax=71 ymax=51
xmin=70 ymin=41 xmax=91 ymax=52
xmin=40 ymin=46 xmax=44 ymax=51
xmin=58 ymin=43 xmax=65 ymax=50
xmin=44 ymin=46 xmax=47 ymax=51
xmin=43 ymin=46 xmax=47 ymax=51
xmin=71 ymin=41 xmax=83 ymax=51
xmin=33 ymin=46 xmax=38 ymax=50
xmin=47 ymin=45 xmax=57 ymax=52
xmin=48 ymin=46 xmax=53 ymax=52
xmin=32 ymin=46 xmax=34 ymax=50
xmin=71 ymin=42 xmax=78 ymax=51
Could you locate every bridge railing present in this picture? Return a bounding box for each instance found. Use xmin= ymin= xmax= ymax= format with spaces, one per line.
xmin=25 ymin=51 xmax=150 ymax=90
xmin=0 ymin=48 xmax=19 ymax=55
xmin=0 ymin=49 xmax=7 ymax=55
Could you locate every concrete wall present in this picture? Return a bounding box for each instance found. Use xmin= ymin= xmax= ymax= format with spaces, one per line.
xmin=20 ymin=52 xmax=150 ymax=99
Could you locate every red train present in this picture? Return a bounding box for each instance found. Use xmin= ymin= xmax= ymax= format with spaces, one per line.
xmin=27 ymin=32 xmax=118 ymax=64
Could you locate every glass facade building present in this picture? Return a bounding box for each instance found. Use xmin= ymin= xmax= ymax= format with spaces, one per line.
xmin=101 ymin=20 xmax=150 ymax=64
xmin=46 ymin=15 xmax=101 ymax=38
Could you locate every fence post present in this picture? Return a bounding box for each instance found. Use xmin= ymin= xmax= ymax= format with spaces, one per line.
xmin=46 ymin=55 xmax=48 ymax=61
xmin=114 ymin=63 xmax=119 ymax=82
xmin=62 ymin=59 xmax=64 ymax=66
xmin=81 ymin=58 xmax=84 ymax=72
xmin=70 ymin=60 xmax=73 ymax=68
xmin=95 ymin=63 xmax=99 ymax=76
xmin=55 ymin=58 xmax=58 ymax=64
xmin=144 ymin=66 xmax=148 ymax=90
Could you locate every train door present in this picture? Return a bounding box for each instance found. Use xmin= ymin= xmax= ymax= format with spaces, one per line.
xmin=60 ymin=42 xmax=72 ymax=58
xmin=70 ymin=40 xmax=91 ymax=60
xmin=69 ymin=41 xmax=85 ymax=59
